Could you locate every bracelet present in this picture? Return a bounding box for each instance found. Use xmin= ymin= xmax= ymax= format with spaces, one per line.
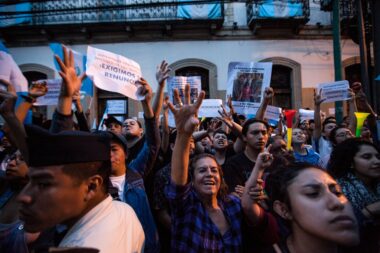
xmin=21 ymin=95 xmax=36 ymax=104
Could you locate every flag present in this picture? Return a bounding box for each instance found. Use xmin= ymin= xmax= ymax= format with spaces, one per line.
xmin=98 ymin=105 xmax=108 ymax=131
xmin=49 ymin=43 xmax=93 ymax=96
xmin=0 ymin=2 xmax=32 ymax=27
xmin=177 ymin=0 xmax=222 ymax=19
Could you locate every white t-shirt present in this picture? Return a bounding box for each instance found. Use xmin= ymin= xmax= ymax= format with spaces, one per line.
xmin=110 ymin=174 xmax=126 ymax=201
xmin=59 ymin=196 xmax=145 ymax=253
xmin=312 ymin=136 xmax=332 ymax=159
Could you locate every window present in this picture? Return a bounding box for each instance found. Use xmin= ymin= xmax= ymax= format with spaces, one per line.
xmin=97 ymin=89 xmax=128 ymax=124
xmin=270 ymin=65 xmax=292 ymax=109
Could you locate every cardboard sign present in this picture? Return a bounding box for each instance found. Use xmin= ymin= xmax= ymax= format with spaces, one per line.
xmin=317 ymin=80 xmax=350 ymax=103
xmin=299 ymin=108 xmax=314 ymax=121
xmin=86 ymin=46 xmax=143 ymax=100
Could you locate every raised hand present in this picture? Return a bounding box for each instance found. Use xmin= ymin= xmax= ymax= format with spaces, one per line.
xmin=168 ymin=84 xmax=205 ymax=136
xmin=54 ymin=46 xmax=86 ymax=98
xmin=227 ymin=95 xmax=235 ymax=114
xmin=136 ymin=77 xmax=153 ymax=103
xmin=255 ymin=145 xmax=273 ymax=171
xmin=155 ymin=60 xmax=170 ymax=87
xmin=29 ymin=80 xmax=48 ymax=98
xmin=162 ymin=96 xmax=169 ymax=112
xmin=263 ymin=87 xmax=274 ymax=101
xmin=314 ymin=89 xmax=325 ymax=106
xmin=218 ymin=104 xmax=233 ymax=129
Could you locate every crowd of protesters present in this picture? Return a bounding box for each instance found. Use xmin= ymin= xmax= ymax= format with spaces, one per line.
xmin=0 ymin=48 xmax=379 ymax=253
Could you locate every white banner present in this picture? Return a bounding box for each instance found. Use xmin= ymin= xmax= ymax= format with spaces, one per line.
xmin=317 ymin=80 xmax=350 ymax=103
xmin=299 ymin=108 xmax=314 ymax=121
xmin=107 ymin=100 xmax=126 ymax=114
xmin=86 ymin=46 xmax=143 ymax=100
xmin=0 ymin=51 xmax=28 ymax=92
xmin=167 ymin=76 xmax=202 ymax=127
xmin=198 ymin=99 xmax=223 ymax=118
xmin=226 ymin=62 xmax=273 ymax=117
xmin=34 ymin=79 xmax=62 ymax=106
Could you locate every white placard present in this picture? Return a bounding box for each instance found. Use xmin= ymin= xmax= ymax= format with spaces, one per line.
xmin=226 ymin=62 xmax=272 ymax=117
xmin=328 ymin=108 xmax=335 ymax=115
xmin=167 ymin=76 xmax=202 ymax=127
xmin=198 ymin=99 xmax=223 ymax=118
xmin=86 ymin=46 xmax=143 ymax=100
xmin=34 ymin=79 xmax=62 ymax=106
xmin=107 ymin=100 xmax=126 ymax=114
xmin=265 ymin=105 xmax=282 ymax=126
xmin=317 ymin=80 xmax=350 ymax=103
xmin=299 ymin=108 xmax=314 ymax=121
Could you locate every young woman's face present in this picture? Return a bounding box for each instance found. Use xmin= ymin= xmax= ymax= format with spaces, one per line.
xmin=285 ymin=168 xmax=359 ymax=246
xmin=353 ymin=145 xmax=380 ymax=180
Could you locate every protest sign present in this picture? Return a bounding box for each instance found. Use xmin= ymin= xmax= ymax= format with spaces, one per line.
xmin=299 ymin=108 xmax=314 ymax=121
xmin=34 ymin=79 xmax=61 ymax=106
xmin=86 ymin=46 xmax=143 ymax=100
xmin=198 ymin=99 xmax=223 ymax=118
xmin=226 ymin=62 xmax=272 ymax=116
xmin=167 ymin=76 xmax=202 ymax=127
xmin=265 ymin=105 xmax=282 ymax=126
xmin=317 ymin=80 xmax=350 ymax=103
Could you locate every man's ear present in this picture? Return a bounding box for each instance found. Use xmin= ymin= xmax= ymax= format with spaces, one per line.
xmin=84 ymin=175 xmax=103 ymax=201
xmin=273 ymin=200 xmax=293 ymax=220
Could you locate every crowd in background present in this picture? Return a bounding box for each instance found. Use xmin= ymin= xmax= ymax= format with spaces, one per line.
xmin=0 ymin=48 xmax=379 ymax=253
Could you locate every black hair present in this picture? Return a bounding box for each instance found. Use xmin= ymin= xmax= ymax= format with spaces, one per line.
xmin=328 ymin=137 xmax=379 ymax=178
xmin=322 ymin=119 xmax=337 ymax=133
xmin=62 ymin=160 xmax=111 ymax=193
xmin=265 ymin=162 xmax=325 ymax=211
xmin=329 ymin=125 xmax=349 ymax=145
xmin=212 ymin=129 xmax=228 ymax=138
xmin=189 ymin=153 xmax=229 ymax=201
xmin=242 ymin=118 xmax=269 ymax=136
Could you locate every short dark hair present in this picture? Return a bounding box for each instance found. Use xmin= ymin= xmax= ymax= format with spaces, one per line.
xmin=61 ymin=160 xmax=111 ymax=193
xmin=322 ymin=120 xmax=337 ymax=132
xmin=212 ymin=129 xmax=228 ymax=138
xmin=242 ymin=118 xmax=269 ymax=136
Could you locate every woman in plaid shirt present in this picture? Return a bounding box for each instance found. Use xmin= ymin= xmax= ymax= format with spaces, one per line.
xmin=165 ymin=85 xmax=278 ymax=252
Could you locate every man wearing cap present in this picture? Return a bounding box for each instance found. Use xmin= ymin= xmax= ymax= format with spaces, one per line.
xmin=0 ymin=47 xmax=145 ymax=252
xmin=104 ymin=115 xmax=122 ymax=134
xmin=108 ymin=77 xmax=160 ymax=253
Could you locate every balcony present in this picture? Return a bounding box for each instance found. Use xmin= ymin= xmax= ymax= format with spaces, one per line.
xmin=0 ymin=0 xmax=224 ymax=45
xmin=246 ymin=0 xmax=310 ymax=34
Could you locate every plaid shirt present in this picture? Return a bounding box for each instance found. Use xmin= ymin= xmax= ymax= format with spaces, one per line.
xmin=165 ymin=181 xmax=278 ymax=253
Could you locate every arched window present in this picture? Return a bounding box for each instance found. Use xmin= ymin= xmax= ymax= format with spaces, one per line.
xmin=260 ymin=57 xmax=302 ymax=110
xmin=169 ymin=59 xmax=217 ymax=99
xmin=175 ymin=66 xmax=210 ymax=99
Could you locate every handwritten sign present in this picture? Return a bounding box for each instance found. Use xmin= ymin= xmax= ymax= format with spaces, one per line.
xmin=86 ymin=46 xmax=143 ymax=100
xmin=317 ymin=80 xmax=350 ymax=103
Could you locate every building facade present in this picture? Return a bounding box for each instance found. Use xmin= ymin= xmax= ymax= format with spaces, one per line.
xmin=1 ymin=0 xmax=364 ymax=126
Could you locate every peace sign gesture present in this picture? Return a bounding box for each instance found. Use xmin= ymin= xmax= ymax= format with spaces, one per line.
xmin=167 ymin=84 xmax=205 ymax=136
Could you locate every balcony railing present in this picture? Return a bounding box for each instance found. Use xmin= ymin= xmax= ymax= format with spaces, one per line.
xmin=247 ymin=0 xmax=310 ymax=31
xmin=0 ymin=0 xmax=224 ymax=27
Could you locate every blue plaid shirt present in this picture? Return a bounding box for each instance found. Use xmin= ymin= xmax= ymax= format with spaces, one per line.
xmin=165 ymin=181 xmax=278 ymax=253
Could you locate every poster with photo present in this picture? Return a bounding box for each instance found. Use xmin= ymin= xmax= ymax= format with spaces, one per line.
xmin=167 ymin=76 xmax=202 ymax=127
xmin=226 ymin=62 xmax=273 ymax=117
